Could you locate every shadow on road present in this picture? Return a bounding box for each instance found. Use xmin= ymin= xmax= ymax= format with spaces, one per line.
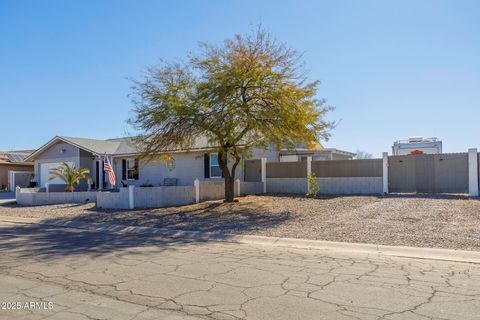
xmin=0 ymin=222 xmax=215 ymax=260
xmin=0 ymin=199 xmax=290 ymax=260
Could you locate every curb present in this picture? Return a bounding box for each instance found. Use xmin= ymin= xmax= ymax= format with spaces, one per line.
xmin=1 ymin=215 xmax=480 ymax=264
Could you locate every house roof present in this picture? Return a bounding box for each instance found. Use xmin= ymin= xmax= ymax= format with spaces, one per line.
xmin=0 ymin=150 xmax=34 ymax=165
xmin=25 ymin=135 xmax=218 ymax=161
xmin=25 ymin=135 xmax=354 ymax=161
xmin=62 ymin=136 xmax=124 ymax=155
xmin=109 ymin=136 xmax=217 ymax=156
xmin=279 ymin=148 xmax=356 ymax=157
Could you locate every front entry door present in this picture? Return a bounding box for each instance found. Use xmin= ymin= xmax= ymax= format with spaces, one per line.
xmin=95 ymin=160 xmax=105 ymax=189
xmin=95 ymin=161 xmax=99 ymax=189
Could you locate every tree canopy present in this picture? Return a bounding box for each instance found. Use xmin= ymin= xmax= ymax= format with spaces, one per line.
xmin=130 ymin=28 xmax=334 ymax=202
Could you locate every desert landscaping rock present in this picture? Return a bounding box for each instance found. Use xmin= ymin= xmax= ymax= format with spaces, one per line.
xmin=2 ymin=194 xmax=480 ymax=250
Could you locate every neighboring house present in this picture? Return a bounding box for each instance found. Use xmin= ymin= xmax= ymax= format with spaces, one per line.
xmin=24 ymin=136 xmax=355 ymax=190
xmin=0 ymin=150 xmax=34 ymax=191
xmin=279 ymin=148 xmax=355 ymax=162
xmin=251 ymin=142 xmax=355 ymax=162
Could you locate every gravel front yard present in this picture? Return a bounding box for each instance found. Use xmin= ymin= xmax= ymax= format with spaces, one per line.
xmin=1 ymin=194 xmax=480 ymax=251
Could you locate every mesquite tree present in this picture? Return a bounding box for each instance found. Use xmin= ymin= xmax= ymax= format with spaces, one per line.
xmin=130 ymin=28 xmax=333 ymax=202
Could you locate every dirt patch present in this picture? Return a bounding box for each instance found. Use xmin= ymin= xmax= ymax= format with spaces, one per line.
xmin=1 ymin=194 xmax=480 ymax=251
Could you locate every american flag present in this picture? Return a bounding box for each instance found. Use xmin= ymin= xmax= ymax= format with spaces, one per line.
xmin=104 ymin=156 xmax=116 ymax=186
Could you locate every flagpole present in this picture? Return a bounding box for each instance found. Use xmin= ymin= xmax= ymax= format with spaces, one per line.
xmin=103 ymin=153 xmax=116 ymax=189
xmin=103 ymin=153 xmax=106 ymax=190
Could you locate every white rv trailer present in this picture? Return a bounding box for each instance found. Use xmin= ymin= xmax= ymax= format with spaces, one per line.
xmin=392 ymin=137 xmax=442 ymax=155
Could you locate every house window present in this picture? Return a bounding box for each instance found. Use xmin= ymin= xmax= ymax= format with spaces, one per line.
xmin=126 ymin=159 xmax=139 ymax=180
xmin=210 ymin=154 xmax=222 ymax=178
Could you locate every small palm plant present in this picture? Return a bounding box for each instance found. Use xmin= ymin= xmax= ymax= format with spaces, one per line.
xmin=49 ymin=162 xmax=93 ymax=192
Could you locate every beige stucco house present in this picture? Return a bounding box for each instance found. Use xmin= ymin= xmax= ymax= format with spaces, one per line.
xmin=24 ymin=136 xmax=354 ymax=190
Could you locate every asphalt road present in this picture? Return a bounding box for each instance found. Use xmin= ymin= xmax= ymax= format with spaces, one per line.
xmin=1 ymin=221 xmax=480 ymax=320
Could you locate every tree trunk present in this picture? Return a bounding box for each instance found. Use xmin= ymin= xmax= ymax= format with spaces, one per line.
xmin=218 ymin=150 xmax=236 ymax=203
xmin=224 ymin=174 xmax=235 ymax=203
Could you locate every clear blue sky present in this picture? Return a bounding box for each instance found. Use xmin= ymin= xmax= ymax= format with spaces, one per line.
xmin=1 ymin=0 xmax=479 ymax=157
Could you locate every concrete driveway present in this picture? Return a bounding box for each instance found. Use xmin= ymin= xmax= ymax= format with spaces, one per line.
xmin=0 ymin=193 xmax=15 ymax=205
xmin=1 ymin=221 xmax=480 ymax=320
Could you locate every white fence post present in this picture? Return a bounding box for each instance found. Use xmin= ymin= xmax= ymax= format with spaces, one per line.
xmin=194 ymin=179 xmax=200 ymax=203
xmin=46 ymin=183 xmax=50 ymax=193
xmin=128 ymin=185 xmax=135 ymax=209
xmin=306 ymin=156 xmax=312 ymax=193
xmin=15 ymin=186 xmax=20 ymax=199
xmin=261 ymin=158 xmax=267 ymax=193
xmin=382 ymin=152 xmax=389 ymax=194
xmin=468 ymin=148 xmax=478 ymax=197
xmin=235 ymin=179 xmax=241 ymax=197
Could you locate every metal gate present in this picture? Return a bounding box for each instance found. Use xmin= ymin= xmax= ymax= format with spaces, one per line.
xmin=388 ymin=153 xmax=468 ymax=193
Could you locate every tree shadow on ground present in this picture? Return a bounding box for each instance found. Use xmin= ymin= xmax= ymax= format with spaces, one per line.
xmin=0 ymin=199 xmax=290 ymax=260
xmin=75 ymin=199 xmax=291 ymax=234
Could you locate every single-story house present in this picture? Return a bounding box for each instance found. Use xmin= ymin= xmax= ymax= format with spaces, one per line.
xmin=0 ymin=150 xmax=34 ymax=191
xmin=24 ymin=136 xmax=354 ymax=190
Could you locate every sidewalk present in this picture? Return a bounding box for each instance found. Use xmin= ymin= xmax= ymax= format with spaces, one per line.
xmin=1 ymin=214 xmax=480 ymax=264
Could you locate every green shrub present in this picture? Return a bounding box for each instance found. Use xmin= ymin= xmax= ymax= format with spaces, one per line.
xmin=307 ymin=172 xmax=320 ymax=198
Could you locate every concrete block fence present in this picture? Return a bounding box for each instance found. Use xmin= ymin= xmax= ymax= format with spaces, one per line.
xmin=198 ymin=180 xmax=240 ymax=202
xmin=240 ymin=181 xmax=264 ymax=195
xmin=16 ymin=178 xmax=262 ymax=209
xmin=16 ymin=188 xmax=97 ymax=206
xmin=264 ymin=177 xmax=381 ymax=195
xmin=266 ymin=178 xmax=308 ymax=194
xmin=15 ymin=148 xmax=480 ymax=208
xmin=96 ymin=188 xmax=130 ymax=209
xmin=254 ymin=156 xmax=384 ymax=195
xmin=249 ymin=148 xmax=480 ymax=196
xmin=316 ymin=177 xmax=383 ymax=195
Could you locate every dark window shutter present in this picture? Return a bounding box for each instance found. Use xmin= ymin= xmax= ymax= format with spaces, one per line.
xmin=134 ymin=159 xmax=139 ymax=180
xmin=102 ymin=161 xmax=106 ymax=186
xmin=122 ymin=159 xmax=126 ymax=180
xmin=204 ymin=154 xmax=210 ymax=178
xmin=95 ymin=161 xmax=99 ymax=189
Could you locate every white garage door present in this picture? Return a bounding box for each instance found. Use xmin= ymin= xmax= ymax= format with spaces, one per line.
xmin=39 ymin=162 xmax=74 ymax=187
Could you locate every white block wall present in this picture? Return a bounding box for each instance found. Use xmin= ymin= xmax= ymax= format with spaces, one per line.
xmin=97 ymin=188 xmax=130 ymax=209
xmin=134 ymin=186 xmax=196 ymax=208
xmin=198 ymin=180 xmax=240 ymax=201
xmin=266 ymin=178 xmax=308 ymax=194
xmin=240 ymin=181 xmax=264 ymax=195
xmin=16 ymin=189 xmax=97 ymax=206
xmin=316 ymin=177 xmax=383 ymax=195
